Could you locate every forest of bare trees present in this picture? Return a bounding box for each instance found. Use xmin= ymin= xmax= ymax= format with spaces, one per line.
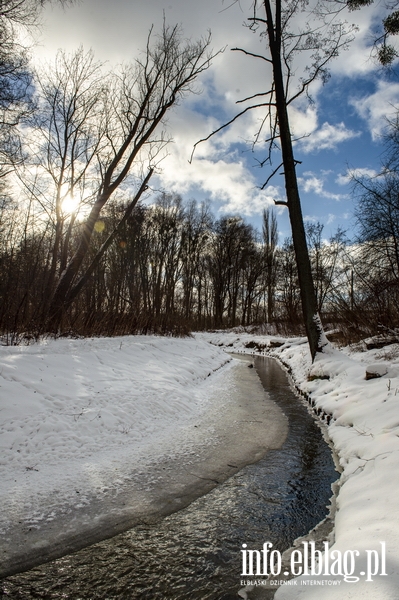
xmin=2 ymin=180 xmax=399 ymax=343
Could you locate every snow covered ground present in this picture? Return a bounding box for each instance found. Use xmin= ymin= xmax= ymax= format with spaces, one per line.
xmin=0 ymin=334 xmax=287 ymax=577
xmin=0 ymin=335 xmax=229 ymax=483
xmin=2 ymin=330 xmax=399 ymax=599
xmin=199 ymin=330 xmax=399 ymax=599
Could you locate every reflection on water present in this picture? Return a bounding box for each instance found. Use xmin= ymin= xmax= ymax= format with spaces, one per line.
xmin=1 ymin=356 xmax=338 ymax=599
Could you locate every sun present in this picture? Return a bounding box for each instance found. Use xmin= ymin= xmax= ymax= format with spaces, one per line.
xmin=59 ymin=183 xmax=93 ymax=219
xmin=61 ymin=192 xmax=81 ymax=215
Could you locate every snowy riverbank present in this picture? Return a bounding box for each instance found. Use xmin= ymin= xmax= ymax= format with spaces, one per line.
xmin=198 ymin=331 xmax=399 ymax=599
xmin=2 ymin=331 xmax=399 ymax=598
xmin=0 ymin=335 xmax=288 ymax=577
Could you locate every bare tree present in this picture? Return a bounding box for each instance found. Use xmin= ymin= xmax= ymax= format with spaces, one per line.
xmin=277 ymin=238 xmax=302 ymax=328
xmin=352 ymin=119 xmax=399 ymax=291
xmin=353 ymin=172 xmax=399 ymax=321
xmin=306 ymin=222 xmax=347 ymax=314
xmin=193 ymin=0 xmax=353 ymax=359
xmin=206 ymin=216 xmax=256 ymax=327
xmin=180 ymin=199 xmax=212 ymax=321
xmin=26 ymin=24 xmax=215 ymax=330
xmin=262 ymin=207 xmax=278 ymax=323
xmin=20 ymin=47 xmax=108 ymax=321
xmin=240 ymin=240 xmax=264 ymax=326
xmin=0 ymin=0 xmax=74 ymax=176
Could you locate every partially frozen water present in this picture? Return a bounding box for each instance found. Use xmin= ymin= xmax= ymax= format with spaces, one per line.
xmin=1 ymin=356 xmax=338 ymax=599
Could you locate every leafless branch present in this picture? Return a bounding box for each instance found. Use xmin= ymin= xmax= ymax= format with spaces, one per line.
xmin=231 ymin=47 xmax=273 ymax=64
xmin=190 ymin=102 xmax=275 ymax=163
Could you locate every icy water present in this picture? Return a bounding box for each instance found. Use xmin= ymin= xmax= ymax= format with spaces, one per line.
xmin=1 ymin=356 xmax=338 ymax=599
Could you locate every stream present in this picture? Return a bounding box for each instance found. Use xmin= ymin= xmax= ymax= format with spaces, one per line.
xmin=1 ymin=355 xmax=338 ymax=599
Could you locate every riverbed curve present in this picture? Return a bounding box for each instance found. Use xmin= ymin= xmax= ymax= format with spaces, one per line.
xmin=1 ymin=355 xmax=288 ymax=578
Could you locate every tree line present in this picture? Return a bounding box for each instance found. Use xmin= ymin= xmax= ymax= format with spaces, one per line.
xmin=2 ymin=177 xmax=399 ymax=343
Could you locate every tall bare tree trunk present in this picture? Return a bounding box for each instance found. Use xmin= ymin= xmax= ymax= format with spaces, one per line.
xmin=263 ymin=0 xmax=324 ymax=360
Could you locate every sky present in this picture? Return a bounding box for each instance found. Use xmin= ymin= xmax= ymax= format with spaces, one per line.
xmin=32 ymin=0 xmax=399 ymax=242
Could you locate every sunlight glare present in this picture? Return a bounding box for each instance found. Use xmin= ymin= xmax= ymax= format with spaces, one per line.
xmin=61 ymin=192 xmax=81 ymax=215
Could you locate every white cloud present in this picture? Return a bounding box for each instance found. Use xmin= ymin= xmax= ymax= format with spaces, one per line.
xmin=350 ymin=81 xmax=399 ymax=140
xmin=303 ymin=212 xmax=347 ymax=229
xmin=303 ymin=214 xmax=319 ymax=223
xmin=336 ymin=167 xmax=378 ymax=185
xmin=289 ymin=105 xmax=319 ymax=139
xmin=299 ymin=173 xmax=345 ymax=201
xmin=152 ymin=99 xmax=286 ymax=216
xmin=330 ymin=2 xmax=392 ymax=77
xmin=326 ymin=213 xmax=336 ymax=225
xmin=37 ymin=0 xmax=255 ymax=65
xmin=287 ymin=102 xmax=360 ymax=153
xmin=297 ymin=122 xmax=360 ymax=153
xmin=158 ymin=154 xmax=280 ymax=216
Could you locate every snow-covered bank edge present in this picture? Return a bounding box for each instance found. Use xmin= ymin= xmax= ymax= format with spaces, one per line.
xmin=197 ymin=331 xmax=399 ymax=600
